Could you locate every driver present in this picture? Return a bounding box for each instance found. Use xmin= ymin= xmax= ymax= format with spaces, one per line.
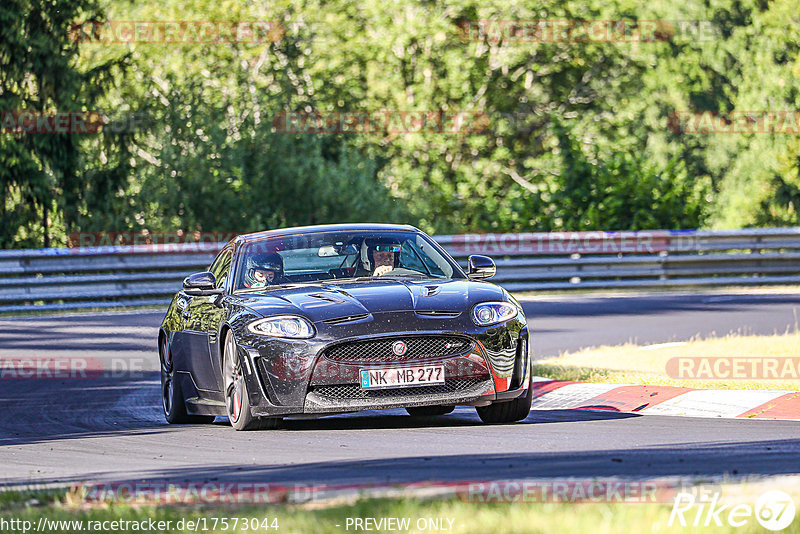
xmin=358 ymin=238 xmax=402 ymax=277
xmin=243 ymin=252 xmax=286 ymax=288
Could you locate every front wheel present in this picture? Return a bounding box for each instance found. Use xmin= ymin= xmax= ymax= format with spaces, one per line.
xmin=160 ymin=338 xmax=214 ymax=425
xmin=223 ymin=331 xmax=281 ymax=431
xmin=476 ymin=374 xmax=533 ymax=424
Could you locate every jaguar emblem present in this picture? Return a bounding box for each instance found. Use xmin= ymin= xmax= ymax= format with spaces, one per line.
xmin=392 ymin=340 xmax=407 ymax=356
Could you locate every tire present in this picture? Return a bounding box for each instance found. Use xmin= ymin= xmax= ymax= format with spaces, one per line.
xmin=405 ymin=405 xmax=455 ymax=417
xmin=160 ymin=338 xmax=215 ymax=424
xmin=223 ymin=331 xmax=281 ymax=431
xmin=476 ymin=374 xmax=533 ymax=424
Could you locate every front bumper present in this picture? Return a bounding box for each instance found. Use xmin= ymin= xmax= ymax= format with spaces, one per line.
xmin=237 ymin=311 xmax=529 ymax=417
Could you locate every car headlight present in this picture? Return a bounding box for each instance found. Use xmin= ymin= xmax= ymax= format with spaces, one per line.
xmin=247 ymin=315 xmax=315 ymax=339
xmin=472 ymin=302 xmax=518 ymax=326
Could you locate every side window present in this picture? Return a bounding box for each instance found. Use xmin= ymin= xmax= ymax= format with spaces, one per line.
xmin=410 ymin=239 xmax=447 ymax=277
xmin=399 ymin=241 xmax=428 ymax=274
xmin=208 ymin=247 xmax=233 ymax=289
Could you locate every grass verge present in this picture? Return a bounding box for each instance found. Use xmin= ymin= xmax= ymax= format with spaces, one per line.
xmin=534 ymin=332 xmax=800 ymax=390
xmin=2 ymin=487 xmax=799 ymax=534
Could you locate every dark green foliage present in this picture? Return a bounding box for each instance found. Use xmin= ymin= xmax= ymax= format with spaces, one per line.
xmin=1 ymin=0 xmax=798 ymax=248
xmin=0 ymin=0 xmax=130 ymax=247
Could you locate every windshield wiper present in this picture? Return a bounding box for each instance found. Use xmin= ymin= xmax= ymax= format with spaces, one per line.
xmin=234 ymin=285 xmax=288 ymax=294
xmin=234 ymin=281 xmax=318 ymax=294
xmin=343 ymin=275 xmax=428 ymax=282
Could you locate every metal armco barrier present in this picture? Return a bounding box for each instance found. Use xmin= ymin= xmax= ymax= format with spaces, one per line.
xmin=1 ymin=228 xmax=799 ymax=313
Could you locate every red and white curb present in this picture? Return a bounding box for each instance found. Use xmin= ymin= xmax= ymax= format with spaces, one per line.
xmin=530 ymin=378 xmax=800 ymax=420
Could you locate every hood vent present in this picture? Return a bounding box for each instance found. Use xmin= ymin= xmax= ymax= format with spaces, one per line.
xmin=416 ymin=310 xmax=461 ymax=318
xmin=322 ymin=313 xmax=371 ymax=325
xmin=309 ymin=293 xmax=344 ymax=303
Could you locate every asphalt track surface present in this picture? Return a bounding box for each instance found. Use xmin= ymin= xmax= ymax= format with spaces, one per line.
xmin=2 ymin=291 xmax=800 ymax=489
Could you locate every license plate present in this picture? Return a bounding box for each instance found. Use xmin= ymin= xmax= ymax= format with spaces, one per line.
xmin=359 ymin=365 xmax=445 ymax=390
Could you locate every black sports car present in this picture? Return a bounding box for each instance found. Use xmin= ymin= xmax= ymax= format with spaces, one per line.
xmin=158 ymin=224 xmax=531 ymax=430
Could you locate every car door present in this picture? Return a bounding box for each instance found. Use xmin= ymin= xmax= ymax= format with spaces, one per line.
xmin=183 ymin=246 xmax=233 ymax=400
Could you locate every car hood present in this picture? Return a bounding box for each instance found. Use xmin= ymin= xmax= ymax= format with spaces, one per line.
xmin=234 ymin=278 xmax=505 ymax=323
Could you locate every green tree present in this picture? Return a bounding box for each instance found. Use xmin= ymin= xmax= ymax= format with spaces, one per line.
xmin=5 ymin=0 xmax=799 ymax=248
xmin=0 ymin=0 xmax=130 ymax=247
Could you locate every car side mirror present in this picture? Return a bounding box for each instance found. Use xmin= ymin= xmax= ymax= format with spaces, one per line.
xmin=183 ymin=271 xmax=223 ymax=296
xmin=467 ymin=255 xmax=496 ymax=280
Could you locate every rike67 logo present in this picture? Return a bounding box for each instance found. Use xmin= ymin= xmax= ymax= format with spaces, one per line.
xmin=669 ymin=489 xmax=795 ymax=531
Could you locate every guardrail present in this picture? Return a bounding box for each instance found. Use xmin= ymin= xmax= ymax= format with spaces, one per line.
xmin=1 ymin=228 xmax=799 ymax=313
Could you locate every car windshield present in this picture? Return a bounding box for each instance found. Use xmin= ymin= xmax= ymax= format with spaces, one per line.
xmin=233 ymin=230 xmax=463 ymax=291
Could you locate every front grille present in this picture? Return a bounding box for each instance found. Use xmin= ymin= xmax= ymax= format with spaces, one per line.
xmin=311 ymin=378 xmax=483 ymax=400
xmin=323 ymin=336 xmax=474 ymax=364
